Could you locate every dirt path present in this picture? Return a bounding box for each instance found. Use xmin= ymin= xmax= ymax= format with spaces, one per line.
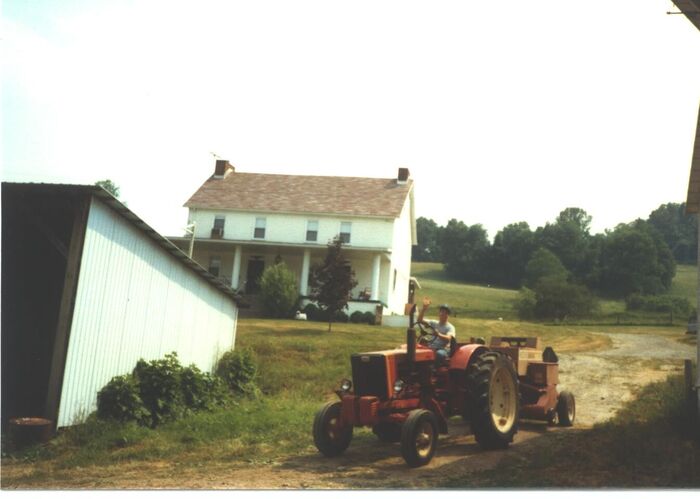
xmin=2 ymin=331 xmax=695 ymax=489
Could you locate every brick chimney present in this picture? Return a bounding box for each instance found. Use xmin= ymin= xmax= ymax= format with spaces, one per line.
xmin=397 ymin=168 xmax=410 ymax=184
xmin=214 ymin=160 xmax=235 ymax=179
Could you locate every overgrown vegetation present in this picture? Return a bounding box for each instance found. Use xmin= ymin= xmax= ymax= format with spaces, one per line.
xmin=97 ymin=351 xmax=255 ymax=429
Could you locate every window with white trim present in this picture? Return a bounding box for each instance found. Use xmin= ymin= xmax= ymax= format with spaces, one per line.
xmin=306 ymin=220 xmax=318 ymax=242
xmin=339 ymin=221 xmax=351 ymax=244
xmin=254 ymin=217 xmax=266 ymax=239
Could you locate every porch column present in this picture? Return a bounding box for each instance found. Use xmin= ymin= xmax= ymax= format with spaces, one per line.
xmin=231 ymin=245 xmax=242 ymax=289
xmin=300 ymin=249 xmax=311 ymax=296
xmin=371 ymin=253 xmax=381 ymax=301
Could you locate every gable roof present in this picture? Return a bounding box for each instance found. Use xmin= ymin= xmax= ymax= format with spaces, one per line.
xmin=184 ymin=171 xmax=413 ymax=219
xmin=685 ymin=103 xmax=700 ymax=214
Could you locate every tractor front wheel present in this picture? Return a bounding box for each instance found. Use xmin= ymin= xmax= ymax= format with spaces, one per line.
xmin=467 ymin=351 xmax=520 ymax=449
xmin=557 ymin=391 xmax=575 ymax=427
xmin=313 ymin=401 xmax=353 ymax=457
xmin=400 ymin=409 xmax=438 ymax=467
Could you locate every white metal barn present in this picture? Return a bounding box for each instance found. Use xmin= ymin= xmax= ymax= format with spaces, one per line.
xmin=1 ymin=183 xmax=240 ymax=429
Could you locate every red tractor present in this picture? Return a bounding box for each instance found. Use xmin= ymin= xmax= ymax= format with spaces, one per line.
xmin=312 ymin=307 xmax=575 ymax=466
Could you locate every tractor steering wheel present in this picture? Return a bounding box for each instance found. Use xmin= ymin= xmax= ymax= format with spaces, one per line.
xmin=416 ymin=321 xmax=438 ymax=345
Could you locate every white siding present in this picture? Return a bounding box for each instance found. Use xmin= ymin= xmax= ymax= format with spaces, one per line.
xmin=189 ymin=209 xmax=394 ymax=249
xmin=57 ymin=198 xmax=238 ymax=427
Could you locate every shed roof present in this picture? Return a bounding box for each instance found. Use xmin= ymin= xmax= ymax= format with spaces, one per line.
xmin=184 ymin=171 xmax=413 ymax=218
xmin=3 ymin=182 xmax=241 ymax=304
xmin=685 ymin=104 xmax=700 ymax=214
xmin=672 ymin=0 xmax=700 ymax=31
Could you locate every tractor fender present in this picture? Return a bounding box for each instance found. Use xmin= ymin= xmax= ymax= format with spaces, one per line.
xmin=449 ymin=344 xmax=489 ymax=372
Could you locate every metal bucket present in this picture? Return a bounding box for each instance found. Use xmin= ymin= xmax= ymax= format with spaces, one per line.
xmin=8 ymin=417 xmax=53 ymax=449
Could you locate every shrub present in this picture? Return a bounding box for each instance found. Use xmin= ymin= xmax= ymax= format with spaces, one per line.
xmin=362 ymin=311 xmax=376 ymax=325
xmin=334 ymin=310 xmax=349 ymax=323
xmin=259 ymin=263 xmax=299 ymax=318
xmin=532 ymin=276 xmax=598 ymax=321
xmin=303 ymin=303 xmax=321 ymax=321
xmin=97 ymin=352 xmax=232 ymax=428
xmin=215 ymin=348 xmax=259 ymax=397
xmin=625 ymin=294 xmax=691 ymax=318
xmin=513 ymin=287 xmax=536 ymax=321
xmin=96 ymin=375 xmax=149 ymax=425
xmin=133 ymin=352 xmax=185 ymax=427
xmin=350 ymin=311 xmax=365 ymax=323
xmin=180 ymin=365 xmax=229 ymax=411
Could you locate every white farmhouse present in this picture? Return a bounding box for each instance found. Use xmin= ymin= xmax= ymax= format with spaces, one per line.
xmin=170 ymin=160 xmax=418 ymax=319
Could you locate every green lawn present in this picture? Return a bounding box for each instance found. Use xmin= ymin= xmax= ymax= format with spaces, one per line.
xmin=411 ymin=262 xmax=519 ymax=320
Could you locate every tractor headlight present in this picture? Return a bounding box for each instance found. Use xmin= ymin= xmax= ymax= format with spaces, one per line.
xmin=340 ymin=379 xmax=352 ymax=392
xmin=393 ymin=379 xmax=405 ymax=394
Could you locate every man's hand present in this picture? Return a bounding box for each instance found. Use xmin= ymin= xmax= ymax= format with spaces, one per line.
xmin=422 ymin=297 xmax=431 ymax=309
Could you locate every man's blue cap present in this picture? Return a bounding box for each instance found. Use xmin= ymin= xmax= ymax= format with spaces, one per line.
xmin=439 ymin=304 xmax=451 ymax=314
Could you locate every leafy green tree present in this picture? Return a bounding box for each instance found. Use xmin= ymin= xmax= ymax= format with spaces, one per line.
xmin=535 ymin=207 xmax=592 ymax=281
xmin=488 ymin=222 xmax=536 ymax=288
xmin=524 ymin=248 xmax=569 ymax=288
xmin=440 ymin=219 xmax=490 ymax=283
xmin=647 ymin=202 xmax=697 ymax=264
xmin=95 ymin=179 xmax=120 ymax=199
xmin=599 ymin=221 xmax=675 ymax=297
xmin=413 ymin=217 xmax=442 ymax=262
xmin=309 ymin=237 xmax=358 ymax=332
xmin=258 ymin=262 xmax=299 ymax=318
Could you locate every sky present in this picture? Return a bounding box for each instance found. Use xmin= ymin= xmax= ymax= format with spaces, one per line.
xmin=3 ymin=0 xmax=700 ymax=239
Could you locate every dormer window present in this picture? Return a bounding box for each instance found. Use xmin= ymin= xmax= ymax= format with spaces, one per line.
xmin=306 ymin=220 xmax=318 ymax=242
xmin=339 ymin=222 xmax=351 ymax=244
xmin=254 ymin=217 xmax=266 ymax=239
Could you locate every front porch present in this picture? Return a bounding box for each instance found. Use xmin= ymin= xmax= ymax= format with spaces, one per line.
xmin=169 ymin=237 xmax=397 ymax=313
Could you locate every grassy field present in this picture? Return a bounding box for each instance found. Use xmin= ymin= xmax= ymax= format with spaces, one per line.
xmin=412 ymin=262 xmax=698 ymax=325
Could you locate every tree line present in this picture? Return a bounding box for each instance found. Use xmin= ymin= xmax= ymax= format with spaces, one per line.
xmin=413 ymin=204 xmax=697 ymax=320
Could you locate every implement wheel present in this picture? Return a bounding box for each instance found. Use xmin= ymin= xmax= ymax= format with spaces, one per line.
xmin=400 ymin=409 xmax=438 ymax=467
xmin=313 ymin=401 xmax=353 ymax=457
xmin=467 ymin=351 xmax=520 ymax=449
xmin=557 ymin=391 xmax=575 ymax=427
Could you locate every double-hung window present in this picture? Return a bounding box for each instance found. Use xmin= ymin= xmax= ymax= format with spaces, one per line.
xmin=254 ymin=217 xmax=266 ymax=239
xmin=339 ymin=222 xmax=351 ymax=244
xmin=306 ymin=220 xmax=319 ymax=242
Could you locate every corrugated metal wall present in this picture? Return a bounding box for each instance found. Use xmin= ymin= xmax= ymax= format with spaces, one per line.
xmin=57 ymin=198 xmax=238 ymax=426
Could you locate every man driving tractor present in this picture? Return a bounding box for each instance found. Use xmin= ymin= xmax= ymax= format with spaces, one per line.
xmin=416 ymin=297 xmax=456 ymax=363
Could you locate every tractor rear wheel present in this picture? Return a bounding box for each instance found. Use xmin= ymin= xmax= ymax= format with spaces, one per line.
xmin=467 ymin=351 xmax=520 ymax=449
xmin=313 ymin=401 xmax=353 ymax=457
xmin=372 ymin=422 xmax=402 ymax=443
xmin=400 ymin=409 xmax=438 ymax=467
xmin=556 ymin=391 xmax=575 ymax=427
